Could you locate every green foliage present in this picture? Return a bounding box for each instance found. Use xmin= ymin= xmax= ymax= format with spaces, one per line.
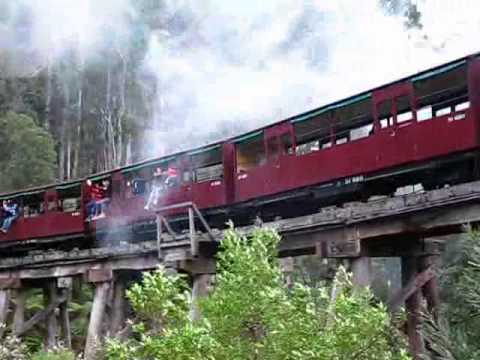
xmin=420 ymin=230 xmax=480 ymax=359
xmin=106 ymin=227 xmax=410 ymax=360
xmin=0 ymin=111 xmax=56 ymax=191
xmin=30 ymin=348 xmax=76 ymax=360
xmin=0 ymin=330 xmax=29 ymax=360
xmin=127 ymin=269 xmax=191 ymax=333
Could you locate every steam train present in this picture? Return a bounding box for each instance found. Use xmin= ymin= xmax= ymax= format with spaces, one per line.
xmin=1 ymin=53 xmax=480 ymax=251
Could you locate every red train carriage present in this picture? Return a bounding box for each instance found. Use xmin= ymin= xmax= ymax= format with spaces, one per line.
xmin=0 ymin=181 xmax=85 ymax=244
xmin=1 ymin=54 xmax=480 ymax=246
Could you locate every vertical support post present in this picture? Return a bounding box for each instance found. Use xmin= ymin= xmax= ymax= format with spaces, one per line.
xmin=59 ymin=288 xmax=71 ymax=349
xmin=85 ymin=281 xmax=110 ymax=360
xmin=13 ymin=288 xmax=26 ymax=335
xmin=110 ymin=277 xmax=126 ymax=336
xmin=402 ymin=256 xmax=424 ymax=359
xmin=189 ymin=207 xmax=198 ymax=257
xmin=44 ymin=280 xmax=58 ymax=350
xmin=0 ymin=290 xmax=9 ymax=338
xmin=156 ymin=214 xmax=163 ymax=260
xmin=419 ymin=256 xmax=440 ymax=319
xmin=351 ymin=256 xmax=372 ymax=289
xmin=58 ymin=277 xmax=73 ymax=349
xmin=279 ymin=257 xmax=294 ymax=289
xmin=190 ymin=273 xmax=211 ymax=321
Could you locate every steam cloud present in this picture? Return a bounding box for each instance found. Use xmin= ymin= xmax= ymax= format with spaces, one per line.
xmin=1 ymin=0 xmax=479 ymax=158
xmin=0 ymin=0 xmax=132 ymax=75
xmin=143 ymin=0 xmax=480 ymax=155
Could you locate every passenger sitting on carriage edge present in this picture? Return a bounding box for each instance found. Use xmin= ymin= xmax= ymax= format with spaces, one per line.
xmin=0 ymin=202 xmax=6 ymax=229
xmin=85 ymin=180 xmax=105 ymax=221
xmin=1 ymin=200 xmax=19 ymax=233
xmin=85 ymin=180 xmax=96 ymax=221
xmin=94 ymin=179 xmax=110 ymax=220
xmin=145 ymin=167 xmax=164 ymax=211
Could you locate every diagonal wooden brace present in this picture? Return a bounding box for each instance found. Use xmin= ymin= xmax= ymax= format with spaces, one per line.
xmin=15 ymin=293 xmax=67 ymax=336
xmin=387 ymin=266 xmax=435 ymax=313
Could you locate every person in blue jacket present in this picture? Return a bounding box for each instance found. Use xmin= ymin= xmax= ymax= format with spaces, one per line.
xmin=0 ymin=200 xmax=19 ymax=233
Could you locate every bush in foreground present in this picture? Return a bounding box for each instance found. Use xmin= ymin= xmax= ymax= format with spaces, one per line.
xmin=106 ymin=226 xmax=410 ymax=360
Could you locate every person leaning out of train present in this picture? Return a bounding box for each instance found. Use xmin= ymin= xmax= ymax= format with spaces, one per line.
xmin=144 ymin=167 xmax=164 ymax=211
xmin=0 ymin=200 xmax=19 ymax=233
xmin=94 ymin=179 xmax=111 ymax=220
xmin=85 ymin=179 xmax=110 ymax=221
xmin=85 ymin=180 xmax=97 ymax=222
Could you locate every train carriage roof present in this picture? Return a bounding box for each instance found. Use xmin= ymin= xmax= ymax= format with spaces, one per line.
xmin=0 ymin=51 xmax=478 ymax=199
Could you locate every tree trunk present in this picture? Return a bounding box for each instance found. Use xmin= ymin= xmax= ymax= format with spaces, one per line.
xmin=72 ymin=55 xmax=84 ymax=179
xmin=58 ymin=79 xmax=70 ymax=181
xmin=72 ymin=84 xmax=82 ymax=178
xmin=117 ymin=55 xmax=127 ymax=166
xmin=44 ymin=61 xmax=53 ymax=131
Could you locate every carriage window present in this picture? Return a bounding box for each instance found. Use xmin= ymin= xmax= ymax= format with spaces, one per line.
xmin=417 ymin=106 xmax=433 ymax=121
xmin=57 ymin=186 xmax=81 ymax=213
xmin=236 ymin=133 xmax=266 ymax=173
xmin=350 ymin=123 xmax=373 ymax=140
xmin=294 ymin=112 xmax=331 ymax=155
xmin=435 ymin=106 xmax=451 ymax=117
xmin=334 ymin=96 xmax=373 ymax=142
xmin=414 ymin=62 xmax=468 ymax=121
xmin=455 ymin=101 xmax=470 ymax=112
xmin=296 ymin=140 xmax=319 ymax=154
xmin=191 ymin=147 xmax=223 ymax=182
xmin=378 ymin=99 xmax=393 ymax=128
xmin=141 ymin=159 xmax=182 ymax=192
xmin=22 ymin=193 xmax=45 ymax=218
xmin=336 ymin=137 xmax=348 ymax=145
xmin=124 ymin=169 xmax=148 ymax=197
xmin=396 ymin=96 xmax=413 ymax=123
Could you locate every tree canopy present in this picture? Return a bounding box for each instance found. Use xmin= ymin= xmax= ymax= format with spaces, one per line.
xmin=0 ymin=111 xmax=56 ymax=192
xmin=106 ymin=227 xmax=410 ymax=360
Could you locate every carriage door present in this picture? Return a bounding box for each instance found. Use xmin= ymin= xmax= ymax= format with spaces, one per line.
xmin=468 ymin=56 xmax=480 ymax=128
xmin=109 ymin=171 xmax=123 ymax=215
xmin=45 ymin=190 xmax=58 ymax=213
xmin=222 ymin=142 xmax=236 ymax=204
xmin=264 ymin=122 xmax=295 ymax=192
xmin=373 ymin=82 xmax=416 ymax=165
xmin=177 ymin=155 xmax=193 ymax=203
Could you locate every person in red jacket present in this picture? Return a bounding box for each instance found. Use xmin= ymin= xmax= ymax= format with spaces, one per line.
xmin=165 ymin=166 xmax=179 ymax=188
xmin=94 ymin=179 xmax=110 ymax=219
xmin=85 ymin=179 xmax=108 ymax=221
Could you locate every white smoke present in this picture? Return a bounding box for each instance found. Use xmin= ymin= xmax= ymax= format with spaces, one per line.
xmin=0 ymin=0 xmax=132 ymax=76
xmin=143 ymin=0 xmax=480 ymax=156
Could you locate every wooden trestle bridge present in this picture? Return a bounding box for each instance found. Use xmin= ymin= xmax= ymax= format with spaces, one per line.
xmin=2 ymin=181 xmax=480 ymax=359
